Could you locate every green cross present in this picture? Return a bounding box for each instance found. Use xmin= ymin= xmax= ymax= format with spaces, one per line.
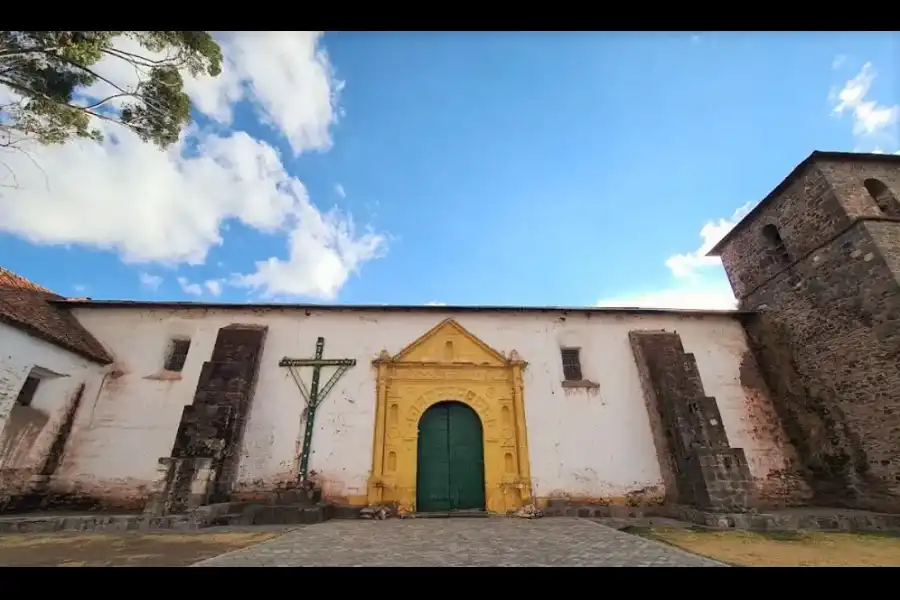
xmin=279 ymin=337 xmax=356 ymax=482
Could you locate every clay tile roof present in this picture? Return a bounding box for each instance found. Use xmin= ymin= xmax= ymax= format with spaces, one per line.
xmin=0 ymin=267 xmax=112 ymax=364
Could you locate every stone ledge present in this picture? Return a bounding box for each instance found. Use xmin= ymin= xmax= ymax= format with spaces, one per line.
xmin=0 ymin=502 xmax=337 ymax=534
xmin=0 ymin=513 xmax=205 ymax=534
xmin=331 ymin=504 xmax=363 ymax=520
xmin=661 ymin=505 xmax=900 ymax=532
xmin=561 ymin=380 xmax=600 ymax=389
xmin=236 ymin=503 xmax=331 ymax=526
xmin=541 ymin=499 xmax=900 ymax=532
xmin=14 ymin=501 xmax=895 ymax=533
xmin=543 ymin=502 xmax=657 ymax=519
xmin=143 ymin=371 xmax=183 ymax=381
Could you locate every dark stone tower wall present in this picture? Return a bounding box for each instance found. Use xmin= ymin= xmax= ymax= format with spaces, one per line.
xmin=715 ymin=153 xmax=900 ymax=513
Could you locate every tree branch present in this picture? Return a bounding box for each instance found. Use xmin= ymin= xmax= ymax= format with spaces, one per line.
xmin=0 ymin=46 xmax=61 ymax=59
xmin=100 ymin=46 xmax=186 ymax=69
xmin=0 ymin=159 xmax=21 ymax=188
xmin=4 ymin=50 xmax=173 ymax=120
xmin=46 ymin=52 xmax=133 ymax=95
xmin=0 ymin=141 xmax=50 ymax=192
xmin=0 ymin=75 xmax=131 ymax=130
xmin=79 ymin=93 xmax=130 ymax=110
xmin=49 ymin=52 xmax=174 ymax=117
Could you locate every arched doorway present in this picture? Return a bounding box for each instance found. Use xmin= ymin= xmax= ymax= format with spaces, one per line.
xmin=416 ymin=401 xmax=486 ymax=513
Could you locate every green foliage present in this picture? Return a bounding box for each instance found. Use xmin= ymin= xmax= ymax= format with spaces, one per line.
xmin=0 ymin=31 xmax=223 ymax=148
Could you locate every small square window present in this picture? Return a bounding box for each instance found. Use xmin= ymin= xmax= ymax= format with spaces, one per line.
xmin=164 ymin=339 xmax=191 ymax=372
xmin=15 ymin=376 xmax=40 ymax=407
xmin=560 ymin=348 xmax=583 ymax=381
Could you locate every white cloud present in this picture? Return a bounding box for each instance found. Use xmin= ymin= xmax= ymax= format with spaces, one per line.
xmin=231 ymin=205 xmax=385 ymax=299
xmin=425 ymin=301 xmax=446 ymax=306
xmin=75 ymin=32 xmax=340 ymax=156
xmin=832 ymin=55 xmax=847 ymax=70
xmin=204 ymin=279 xmax=223 ymax=296
xmin=663 ymin=202 xmax=753 ymax=279
xmin=185 ymin=32 xmax=343 ymax=155
xmin=335 ymin=183 xmax=346 ymax=198
xmin=596 ymin=281 xmax=737 ymax=311
xmin=73 ymin=283 xmax=87 ymax=293
xmin=595 ymin=202 xmax=752 ymax=311
xmin=0 ymin=32 xmax=387 ymax=301
xmin=177 ymin=277 xmax=203 ymax=296
xmin=139 ymin=272 xmax=164 ymax=291
xmin=831 ymin=62 xmax=899 ymax=151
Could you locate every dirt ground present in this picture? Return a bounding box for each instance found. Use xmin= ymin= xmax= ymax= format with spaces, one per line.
xmin=0 ymin=530 xmax=280 ymax=567
xmin=634 ymin=527 xmax=900 ymax=567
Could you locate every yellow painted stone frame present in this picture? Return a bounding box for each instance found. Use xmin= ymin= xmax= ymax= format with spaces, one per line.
xmin=367 ymin=319 xmax=532 ymax=514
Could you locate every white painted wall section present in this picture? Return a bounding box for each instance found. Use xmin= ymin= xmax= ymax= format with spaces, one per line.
xmin=66 ymin=307 xmax=793 ymax=506
xmin=0 ymin=322 xmax=103 ymax=482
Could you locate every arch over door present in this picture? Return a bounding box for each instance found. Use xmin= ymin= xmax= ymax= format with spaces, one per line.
xmin=416 ymin=401 xmax=486 ymax=512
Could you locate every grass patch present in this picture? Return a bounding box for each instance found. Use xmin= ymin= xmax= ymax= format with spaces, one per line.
xmin=637 ymin=527 xmax=900 ymax=567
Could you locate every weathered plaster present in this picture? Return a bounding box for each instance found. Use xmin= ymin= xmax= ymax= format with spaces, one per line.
xmin=0 ymin=323 xmax=102 ymax=496
xmin=64 ymin=306 xmax=791 ymax=508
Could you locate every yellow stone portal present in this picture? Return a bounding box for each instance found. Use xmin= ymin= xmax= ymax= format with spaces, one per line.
xmin=367 ymin=319 xmax=532 ymax=514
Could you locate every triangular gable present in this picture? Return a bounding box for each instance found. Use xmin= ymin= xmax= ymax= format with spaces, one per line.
xmin=393 ymin=319 xmax=507 ymax=366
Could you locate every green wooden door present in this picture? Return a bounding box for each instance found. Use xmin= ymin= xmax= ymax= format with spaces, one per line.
xmin=416 ymin=401 xmax=486 ymax=512
xmin=416 ymin=403 xmax=452 ymax=512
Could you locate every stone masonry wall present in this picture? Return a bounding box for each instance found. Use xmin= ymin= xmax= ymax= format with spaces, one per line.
xmin=719 ymin=157 xmax=900 ymax=512
xmin=629 ymin=331 xmax=754 ymax=512
xmin=147 ymin=325 xmax=267 ymax=515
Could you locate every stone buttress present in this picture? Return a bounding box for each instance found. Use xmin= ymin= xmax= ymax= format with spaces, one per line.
xmin=630 ymin=331 xmax=754 ymax=512
xmin=145 ymin=325 xmax=267 ymax=516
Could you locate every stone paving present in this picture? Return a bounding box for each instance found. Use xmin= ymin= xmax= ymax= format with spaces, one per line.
xmin=192 ymin=517 xmax=726 ymax=567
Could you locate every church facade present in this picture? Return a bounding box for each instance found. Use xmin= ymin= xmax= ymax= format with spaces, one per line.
xmin=1 ymin=150 xmax=899 ymax=517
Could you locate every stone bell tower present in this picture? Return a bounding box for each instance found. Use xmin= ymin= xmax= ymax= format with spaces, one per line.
xmin=709 ymin=151 xmax=900 ymax=513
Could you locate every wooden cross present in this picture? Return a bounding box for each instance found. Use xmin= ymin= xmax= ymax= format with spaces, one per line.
xmin=279 ymin=337 xmax=356 ymax=482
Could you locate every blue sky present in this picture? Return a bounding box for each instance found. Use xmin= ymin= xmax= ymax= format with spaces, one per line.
xmin=0 ymin=31 xmax=898 ymax=308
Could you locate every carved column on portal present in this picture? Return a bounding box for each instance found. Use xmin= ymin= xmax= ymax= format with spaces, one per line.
xmin=509 ymin=351 xmax=533 ymax=504
xmin=368 ymin=350 xmax=391 ymax=505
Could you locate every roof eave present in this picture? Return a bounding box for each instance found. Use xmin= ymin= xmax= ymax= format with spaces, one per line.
xmin=51 ymin=298 xmax=752 ymax=317
xmin=0 ymin=313 xmax=113 ymax=365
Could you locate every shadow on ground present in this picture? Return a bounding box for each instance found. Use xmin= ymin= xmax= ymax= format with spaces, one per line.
xmin=0 ymin=531 xmax=280 ymax=567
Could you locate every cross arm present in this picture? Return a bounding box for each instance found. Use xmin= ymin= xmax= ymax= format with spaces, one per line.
xmin=279 ymin=358 xmax=357 ymax=367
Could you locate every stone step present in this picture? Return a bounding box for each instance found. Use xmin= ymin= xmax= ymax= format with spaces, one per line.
xmin=238 ymin=504 xmax=330 ymax=526
xmin=413 ymin=510 xmax=489 ymax=519
xmin=218 ymin=513 xmax=248 ymax=526
xmin=331 ymin=504 xmax=362 ymax=520
xmin=266 ymin=489 xmax=319 ymax=506
xmin=543 ymin=503 xmax=653 ymax=519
